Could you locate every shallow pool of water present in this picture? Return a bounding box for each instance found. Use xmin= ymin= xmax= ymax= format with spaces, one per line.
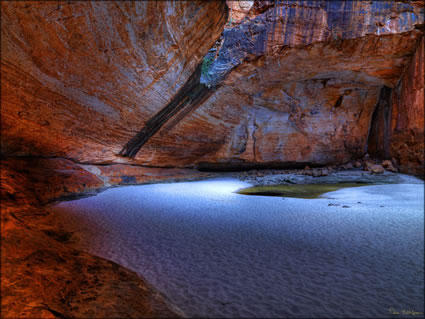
xmin=237 ymin=183 xmax=371 ymax=199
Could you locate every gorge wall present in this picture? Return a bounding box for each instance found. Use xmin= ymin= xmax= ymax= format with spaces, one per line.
xmin=134 ymin=1 xmax=424 ymax=171
xmin=1 ymin=1 xmax=226 ymax=317
xmin=1 ymin=1 xmax=424 ymax=317
xmin=1 ymin=1 xmax=228 ymax=163
xmin=390 ymin=35 xmax=424 ymax=175
xmin=2 ymin=1 xmax=424 ymax=173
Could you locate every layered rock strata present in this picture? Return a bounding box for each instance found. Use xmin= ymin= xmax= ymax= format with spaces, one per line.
xmin=390 ymin=36 xmax=424 ymax=176
xmin=1 ymin=2 xmax=227 ymax=316
xmin=367 ymin=35 xmax=424 ymax=176
xmin=2 ymin=1 xmax=423 ymax=171
xmin=1 ymin=1 xmax=227 ymax=163
xmin=129 ymin=1 xmax=424 ymax=171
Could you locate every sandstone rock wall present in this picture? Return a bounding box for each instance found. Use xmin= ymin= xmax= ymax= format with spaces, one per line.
xmin=1 ymin=1 xmax=227 ymax=163
xmin=390 ymin=36 xmax=424 ymax=175
xmin=367 ymin=35 xmax=424 ymax=176
xmin=1 ymin=3 xmax=226 ymax=316
xmin=133 ymin=1 xmax=423 ymax=168
xmin=2 ymin=1 xmax=423 ymax=169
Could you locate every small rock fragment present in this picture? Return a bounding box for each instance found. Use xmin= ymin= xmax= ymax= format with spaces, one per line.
xmin=370 ymin=164 xmax=385 ymax=174
xmin=354 ymin=161 xmax=362 ymax=168
xmin=387 ymin=166 xmax=398 ymax=173
xmin=343 ymin=162 xmax=353 ymax=170
xmin=312 ymin=169 xmax=321 ymax=177
xmin=381 ymin=160 xmax=398 ymax=172
xmin=363 ymin=160 xmax=375 ymax=171
xmin=381 ymin=160 xmax=392 ymax=168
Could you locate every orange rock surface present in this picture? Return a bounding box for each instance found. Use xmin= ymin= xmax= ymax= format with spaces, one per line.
xmin=133 ymin=1 xmax=423 ymax=170
xmin=390 ymin=36 xmax=424 ymax=175
xmin=1 ymin=1 xmax=227 ymax=163
xmin=2 ymin=1 xmax=423 ymax=170
xmin=1 ymin=1 xmax=226 ymax=317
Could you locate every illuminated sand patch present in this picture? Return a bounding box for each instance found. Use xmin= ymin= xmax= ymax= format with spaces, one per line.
xmin=48 ymin=178 xmax=424 ymax=318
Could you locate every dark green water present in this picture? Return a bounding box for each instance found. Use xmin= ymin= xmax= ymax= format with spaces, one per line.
xmin=236 ymin=183 xmax=371 ymax=199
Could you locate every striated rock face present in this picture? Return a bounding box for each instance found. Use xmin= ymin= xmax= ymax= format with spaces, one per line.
xmin=1 ymin=1 xmax=227 ymax=163
xmin=1 ymin=2 xmax=227 ymax=317
xmin=2 ymin=1 xmax=423 ymax=170
xmin=203 ymin=1 xmax=424 ymax=86
xmin=2 ymin=0 xmax=424 ymax=170
xmin=132 ymin=1 xmax=424 ymax=169
xmin=367 ymin=36 xmax=424 ymax=175
xmin=390 ymin=36 xmax=424 ymax=175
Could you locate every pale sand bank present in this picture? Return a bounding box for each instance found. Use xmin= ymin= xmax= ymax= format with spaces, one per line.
xmin=48 ymin=178 xmax=424 ymax=318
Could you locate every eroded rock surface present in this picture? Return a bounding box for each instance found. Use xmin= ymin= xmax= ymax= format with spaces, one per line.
xmin=390 ymin=36 xmax=424 ymax=175
xmin=1 ymin=1 xmax=227 ymax=163
xmin=132 ymin=1 xmax=424 ymax=171
xmin=2 ymin=1 xmax=423 ymax=170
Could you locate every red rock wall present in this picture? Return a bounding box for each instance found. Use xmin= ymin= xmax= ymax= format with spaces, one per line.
xmin=2 ymin=1 xmax=423 ymax=169
xmin=1 ymin=3 xmax=226 ymax=316
xmin=133 ymin=0 xmax=423 ymax=168
xmin=390 ymin=36 xmax=424 ymax=176
xmin=201 ymin=34 xmax=421 ymax=167
xmin=1 ymin=1 xmax=227 ymax=163
xmin=367 ymin=86 xmax=393 ymax=160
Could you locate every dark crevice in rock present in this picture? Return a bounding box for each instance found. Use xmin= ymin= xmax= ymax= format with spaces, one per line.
xmin=239 ymin=125 xmax=249 ymax=155
xmin=334 ymin=95 xmax=344 ymax=108
xmin=41 ymin=304 xmax=68 ymax=319
xmin=196 ymin=161 xmax=328 ymax=172
xmin=0 ymin=154 xmax=182 ymax=168
xmin=252 ymin=117 xmax=259 ymax=162
xmin=46 ymin=189 xmax=108 ymax=205
xmin=367 ymin=86 xmax=393 ymax=159
xmin=119 ymin=63 xmax=218 ymax=158
xmin=251 ymin=0 xmax=275 ymax=15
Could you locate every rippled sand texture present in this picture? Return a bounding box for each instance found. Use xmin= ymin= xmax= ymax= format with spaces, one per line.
xmin=48 ymin=178 xmax=424 ymax=318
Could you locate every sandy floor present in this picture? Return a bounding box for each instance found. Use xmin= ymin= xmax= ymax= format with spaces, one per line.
xmin=48 ymin=178 xmax=424 ymax=318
